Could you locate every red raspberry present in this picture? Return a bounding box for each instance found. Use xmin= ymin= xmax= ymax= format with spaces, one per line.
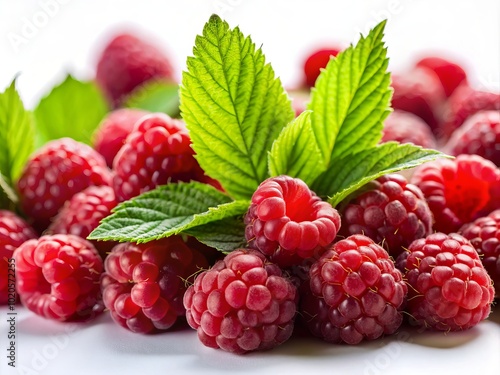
xmin=183 ymin=249 xmax=297 ymax=353
xmin=17 ymin=138 xmax=112 ymax=232
xmin=0 ymin=210 xmax=37 ymax=304
xmin=92 ymin=109 xmax=149 ymax=167
xmin=301 ymin=235 xmax=407 ymax=344
xmin=102 ymin=236 xmax=208 ymax=334
xmin=396 ymin=232 xmax=494 ymax=331
xmin=459 ymin=210 xmax=500 ymax=297
xmin=47 ymin=186 xmax=118 ymax=258
xmin=112 ymin=113 xmax=211 ymax=202
xmin=245 ymin=176 xmax=341 ymax=268
xmin=14 ymin=234 xmax=103 ymax=321
xmin=416 ymin=56 xmax=468 ymax=97
xmin=391 ymin=67 xmax=445 ymax=133
xmin=303 ymin=47 xmax=341 ymax=88
xmin=340 ymin=174 xmax=433 ymax=258
xmin=444 ymin=110 xmax=500 ymax=167
xmin=411 ymin=154 xmax=500 ymax=233
xmin=381 ymin=110 xmax=437 ymax=149
xmin=95 ymin=33 xmax=175 ymax=107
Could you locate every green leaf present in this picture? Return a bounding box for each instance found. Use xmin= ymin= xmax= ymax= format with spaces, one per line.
xmin=184 ymin=217 xmax=247 ymax=253
xmin=308 ymin=20 xmax=391 ymax=167
xmin=311 ymin=142 xmax=450 ymax=206
xmin=88 ymin=182 xmax=249 ymax=243
xmin=0 ymin=79 xmax=35 ymax=187
xmin=180 ymin=14 xmax=294 ymax=200
xmin=34 ymin=75 xmax=109 ymax=147
xmin=124 ymin=80 xmax=180 ymax=117
xmin=268 ymin=111 xmax=325 ymax=185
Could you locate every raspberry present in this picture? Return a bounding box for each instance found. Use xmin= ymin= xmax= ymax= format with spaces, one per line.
xmin=17 ymin=138 xmax=112 ymax=232
xmin=13 ymin=234 xmax=103 ymax=321
xmin=444 ymin=110 xmax=500 ymax=166
xmin=396 ymin=232 xmax=494 ymax=331
xmin=459 ymin=210 xmax=500 ymax=297
xmin=381 ymin=110 xmax=437 ymax=149
xmin=391 ymin=67 xmax=445 ymax=133
xmin=411 ymin=154 xmax=500 ymax=233
xmin=46 ymin=186 xmax=118 ymax=258
xmin=102 ymin=236 xmax=208 ymax=334
xmin=112 ymin=113 xmax=212 ymax=202
xmin=245 ymin=176 xmax=341 ymax=268
xmin=0 ymin=210 xmax=37 ymax=304
xmin=183 ymin=249 xmax=297 ymax=353
xmin=92 ymin=109 xmax=149 ymax=167
xmin=339 ymin=174 xmax=433 ymax=257
xmin=303 ymin=47 xmax=341 ymax=88
xmin=95 ymin=33 xmax=174 ymax=107
xmin=416 ymin=56 xmax=467 ymax=97
xmin=301 ymin=235 xmax=407 ymax=344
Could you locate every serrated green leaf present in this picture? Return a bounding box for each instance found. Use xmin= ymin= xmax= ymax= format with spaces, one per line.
xmin=309 ymin=20 xmax=391 ymax=167
xmin=124 ymin=80 xmax=180 ymax=117
xmin=88 ymin=182 xmax=249 ymax=243
xmin=311 ymin=142 xmax=450 ymax=206
xmin=0 ymin=79 xmax=35 ymax=188
xmin=180 ymin=14 xmax=294 ymax=200
xmin=34 ymin=75 xmax=109 ymax=147
xmin=184 ymin=217 xmax=247 ymax=253
xmin=268 ymin=110 xmax=325 ymax=185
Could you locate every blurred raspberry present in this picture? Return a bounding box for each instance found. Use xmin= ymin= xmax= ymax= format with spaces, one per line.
xmin=416 ymin=56 xmax=468 ymax=97
xmin=303 ymin=47 xmax=341 ymax=88
xmin=381 ymin=110 xmax=437 ymax=149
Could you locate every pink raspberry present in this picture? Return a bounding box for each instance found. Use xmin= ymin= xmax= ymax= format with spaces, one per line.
xmin=303 ymin=47 xmax=341 ymax=88
xmin=416 ymin=56 xmax=468 ymax=97
xmin=183 ymin=249 xmax=297 ymax=353
xmin=381 ymin=110 xmax=437 ymax=149
xmin=396 ymin=232 xmax=494 ymax=331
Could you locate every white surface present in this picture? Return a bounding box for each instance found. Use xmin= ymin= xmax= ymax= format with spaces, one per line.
xmin=0 ymin=305 xmax=499 ymax=375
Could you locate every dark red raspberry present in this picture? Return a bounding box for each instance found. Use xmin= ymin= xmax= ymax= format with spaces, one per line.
xmin=301 ymin=235 xmax=407 ymax=344
xmin=391 ymin=67 xmax=445 ymax=133
xmin=0 ymin=210 xmax=37 ymax=304
xmin=102 ymin=236 xmax=208 ymax=334
xmin=441 ymin=85 xmax=500 ymax=139
xmin=397 ymin=232 xmax=494 ymax=331
xmin=95 ymin=32 xmax=175 ymax=107
xmin=411 ymin=154 xmax=500 ymax=234
xmin=303 ymin=47 xmax=341 ymax=88
xmin=46 ymin=186 xmax=118 ymax=258
xmin=92 ymin=108 xmax=149 ymax=167
xmin=444 ymin=110 xmax=500 ymax=167
xmin=381 ymin=110 xmax=437 ymax=149
xmin=183 ymin=249 xmax=297 ymax=353
xmin=459 ymin=210 xmax=500 ymax=297
xmin=245 ymin=176 xmax=341 ymax=268
xmin=416 ymin=56 xmax=467 ymax=97
xmin=14 ymin=234 xmax=103 ymax=321
xmin=112 ymin=113 xmax=212 ymax=202
xmin=17 ymin=138 xmax=112 ymax=232
xmin=340 ymin=174 xmax=433 ymax=258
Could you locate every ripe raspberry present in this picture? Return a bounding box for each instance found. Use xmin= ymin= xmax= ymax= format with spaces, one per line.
xmin=112 ymin=113 xmax=213 ymax=202
xmin=391 ymin=67 xmax=445 ymax=132
xmin=416 ymin=56 xmax=467 ymax=97
xmin=14 ymin=234 xmax=103 ymax=321
xmin=459 ymin=210 xmax=500 ymax=297
xmin=46 ymin=186 xmax=118 ymax=258
xmin=245 ymin=176 xmax=341 ymax=268
xmin=301 ymin=235 xmax=407 ymax=344
xmin=95 ymin=32 xmax=174 ymax=107
xmin=397 ymin=232 xmax=494 ymax=331
xmin=444 ymin=110 xmax=500 ymax=167
xmin=340 ymin=174 xmax=433 ymax=258
xmin=102 ymin=236 xmax=208 ymax=334
xmin=183 ymin=249 xmax=297 ymax=353
xmin=303 ymin=47 xmax=341 ymax=88
xmin=0 ymin=210 xmax=37 ymax=304
xmin=411 ymin=154 xmax=500 ymax=233
xmin=92 ymin=109 xmax=149 ymax=167
xmin=381 ymin=110 xmax=437 ymax=149
xmin=17 ymin=138 xmax=112 ymax=232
